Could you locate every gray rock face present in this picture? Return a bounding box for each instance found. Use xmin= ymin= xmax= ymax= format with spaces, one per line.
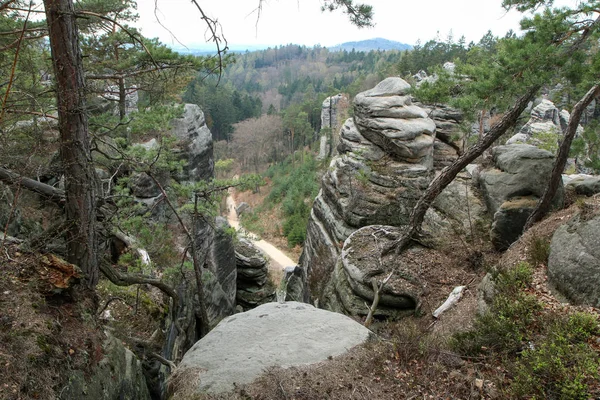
xmin=321 ymin=93 xmax=347 ymax=130
xmin=60 ymin=333 xmax=150 ymax=400
xmin=322 ymin=225 xmax=422 ymax=318
xmin=506 ymin=99 xmax=582 ymax=148
xmin=235 ymin=238 xmax=274 ymax=309
xmin=176 ymin=302 xmax=373 ymax=395
xmin=170 ymin=104 xmax=214 ymax=182
xmin=354 ymin=78 xmax=436 ymax=165
xmin=564 ymin=174 xmax=600 ymax=196
xmin=416 ymin=103 xmax=465 ymax=168
xmin=300 ymin=77 xmax=485 ymax=309
xmin=202 ymin=217 xmax=237 ymax=327
xmin=301 ymin=94 xmax=434 ymax=303
xmin=548 ymin=214 xmax=600 ymax=307
xmin=318 ymin=94 xmax=349 ymax=160
xmin=478 ymin=144 xmax=564 ymax=250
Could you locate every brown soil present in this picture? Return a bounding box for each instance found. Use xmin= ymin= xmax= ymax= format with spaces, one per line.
xmin=0 ymin=245 xmax=104 ymax=400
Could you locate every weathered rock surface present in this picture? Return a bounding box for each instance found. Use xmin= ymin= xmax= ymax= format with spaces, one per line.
xmin=478 ymin=144 xmax=564 ymax=249
xmin=61 ymin=332 xmax=151 ymax=400
xmin=507 ymin=99 xmax=562 ymax=145
xmin=170 ymin=104 xmax=214 ymax=182
xmin=322 ymin=225 xmax=422 ymax=318
xmin=201 ymin=217 xmax=237 ymax=327
xmin=235 ymin=238 xmax=274 ymax=309
xmin=301 ymin=77 xmax=485 ymax=310
xmin=176 ymin=302 xmax=373 ymax=395
xmin=564 ymin=174 xmax=600 ymax=196
xmin=301 ymin=78 xmax=435 ymax=305
xmin=318 ymin=94 xmax=349 ymax=160
xmin=548 ymin=214 xmax=600 ymax=307
xmin=354 ymin=78 xmax=436 ymax=165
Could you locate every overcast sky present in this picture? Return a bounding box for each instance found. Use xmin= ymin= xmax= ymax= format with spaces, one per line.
xmin=135 ymin=0 xmax=571 ymax=50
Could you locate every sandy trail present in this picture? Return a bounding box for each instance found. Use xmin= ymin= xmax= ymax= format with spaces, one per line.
xmin=226 ymin=191 xmax=297 ymax=275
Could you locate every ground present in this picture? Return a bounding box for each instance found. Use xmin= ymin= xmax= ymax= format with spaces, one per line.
xmin=2 ymin=193 xmax=599 ymax=400
xmin=187 ymin=194 xmax=600 ymax=400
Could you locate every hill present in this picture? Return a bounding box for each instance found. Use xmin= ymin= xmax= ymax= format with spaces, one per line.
xmin=328 ymin=37 xmax=412 ymax=52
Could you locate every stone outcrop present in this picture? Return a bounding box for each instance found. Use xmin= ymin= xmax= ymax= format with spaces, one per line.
xmin=564 ymin=174 xmax=600 ymax=196
xmin=174 ymin=302 xmax=373 ymax=395
xmin=301 ymin=77 xmax=487 ymax=312
xmin=300 ymin=77 xmax=436 ymax=305
xmin=60 ymin=333 xmax=151 ymax=400
xmin=548 ymin=213 xmax=600 ymax=307
xmin=170 ymin=104 xmax=214 ymax=182
xmin=478 ymin=144 xmax=564 ymax=250
xmin=323 ymin=225 xmax=422 ymax=318
xmin=235 ymin=238 xmax=274 ymax=309
xmin=506 ymin=99 xmax=580 ymax=147
xmin=318 ymin=93 xmax=349 ymax=160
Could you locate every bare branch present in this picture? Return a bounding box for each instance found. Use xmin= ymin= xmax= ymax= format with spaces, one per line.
xmin=0 ymin=0 xmax=32 ymax=126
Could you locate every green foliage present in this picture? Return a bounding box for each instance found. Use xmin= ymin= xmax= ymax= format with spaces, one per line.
xmin=531 ymin=131 xmax=560 ymax=153
xmin=571 ymin=122 xmax=600 ymax=173
xmin=453 ymin=262 xmax=599 ymax=399
xmin=528 ymin=236 xmax=551 ymax=266
xmin=453 ymin=262 xmax=540 ymax=355
xmin=511 ymin=313 xmax=599 ymax=399
xmin=251 ymin=153 xmax=321 ymax=246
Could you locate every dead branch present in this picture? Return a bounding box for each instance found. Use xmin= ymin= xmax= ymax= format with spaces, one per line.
xmin=99 ymin=260 xmax=179 ymax=304
xmin=0 ymin=167 xmax=65 ymax=204
xmin=0 ymin=0 xmax=32 ymax=126
xmin=364 ymin=271 xmax=393 ymax=328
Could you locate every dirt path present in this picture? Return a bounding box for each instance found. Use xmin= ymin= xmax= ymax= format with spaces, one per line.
xmin=226 ymin=191 xmax=297 ymax=276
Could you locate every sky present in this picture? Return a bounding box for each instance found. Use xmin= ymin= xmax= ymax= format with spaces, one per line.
xmin=135 ymin=0 xmax=575 ymax=51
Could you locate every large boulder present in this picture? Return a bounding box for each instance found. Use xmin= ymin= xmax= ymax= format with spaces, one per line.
xmin=478 ymin=144 xmax=564 ymax=249
xmin=564 ymin=174 xmax=600 ymax=196
xmin=174 ymin=302 xmax=373 ymax=395
xmin=354 ymin=78 xmax=436 ymax=165
xmin=548 ymin=213 xmax=600 ymax=307
xmin=322 ymin=225 xmax=422 ymax=319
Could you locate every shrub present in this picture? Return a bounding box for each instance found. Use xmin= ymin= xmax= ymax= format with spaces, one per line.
xmin=528 ymin=236 xmax=551 ymax=266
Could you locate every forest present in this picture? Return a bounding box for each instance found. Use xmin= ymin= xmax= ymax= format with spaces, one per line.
xmin=1 ymin=0 xmax=600 ymax=399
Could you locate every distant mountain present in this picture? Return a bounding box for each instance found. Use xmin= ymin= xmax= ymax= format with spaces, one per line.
xmin=328 ymin=38 xmax=412 ymax=52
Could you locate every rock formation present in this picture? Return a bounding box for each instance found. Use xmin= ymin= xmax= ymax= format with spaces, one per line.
xmin=548 ymin=213 xmax=600 ymax=307
xmin=235 ymin=238 xmax=274 ymax=309
xmin=506 ymin=99 xmax=581 ymax=147
xmin=317 ymin=93 xmax=349 ymax=160
xmin=173 ymin=302 xmax=372 ymax=395
xmin=477 ymin=144 xmax=564 ymax=250
xmin=563 ymin=174 xmax=600 ymax=196
xmin=301 ymin=78 xmax=436 ymax=304
xmin=300 ymin=77 xmax=485 ymax=314
xmin=170 ymin=103 xmax=214 ymax=182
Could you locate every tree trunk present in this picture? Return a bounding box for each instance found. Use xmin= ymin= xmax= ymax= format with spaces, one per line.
xmin=524 ymin=83 xmax=600 ymax=230
xmin=387 ymin=85 xmax=540 ymax=254
xmin=44 ymin=0 xmax=99 ymax=288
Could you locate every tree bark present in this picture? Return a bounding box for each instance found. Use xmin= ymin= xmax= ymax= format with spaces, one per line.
xmin=524 ymin=83 xmax=600 ymax=230
xmin=44 ymin=0 xmax=99 ymax=288
xmin=387 ymin=85 xmax=540 ymax=254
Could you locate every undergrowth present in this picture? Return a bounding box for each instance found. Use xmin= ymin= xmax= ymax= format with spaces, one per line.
xmin=452 ymin=262 xmax=600 ymax=399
